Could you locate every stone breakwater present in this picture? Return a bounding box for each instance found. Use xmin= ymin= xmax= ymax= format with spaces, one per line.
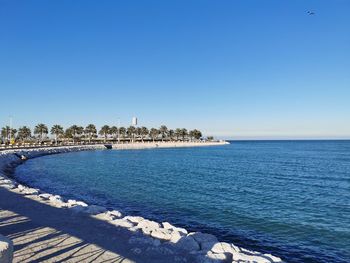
xmin=112 ymin=141 xmax=230 ymax=150
xmin=0 ymin=146 xmax=283 ymax=263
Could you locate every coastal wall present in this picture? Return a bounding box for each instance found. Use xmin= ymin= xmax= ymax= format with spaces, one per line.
xmin=0 ymin=144 xmax=283 ymax=263
xmin=112 ymin=141 xmax=230 ymax=150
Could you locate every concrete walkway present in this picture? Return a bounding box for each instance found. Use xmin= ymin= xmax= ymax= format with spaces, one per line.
xmin=0 ymin=188 xmax=186 ymax=263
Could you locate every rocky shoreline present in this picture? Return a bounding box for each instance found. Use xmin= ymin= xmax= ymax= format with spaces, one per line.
xmin=0 ymin=145 xmax=283 ymax=263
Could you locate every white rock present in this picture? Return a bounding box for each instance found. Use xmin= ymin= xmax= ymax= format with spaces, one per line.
xmin=50 ymin=195 xmax=62 ymax=201
xmin=76 ymin=201 xmax=88 ymax=207
xmin=39 ymin=193 xmax=52 ymax=200
xmin=137 ymin=219 xmax=160 ymax=229
xmin=174 ymin=227 xmax=188 ymax=235
xmin=21 ymin=187 xmax=39 ymax=195
xmin=162 ymin=221 xmax=175 ymax=230
xmin=230 ymin=244 xmax=241 ymax=253
xmin=67 ymin=199 xmax=77 ymax=206
xmin=136 ymin=219 xmax=160 ymax=235
xmin=142 ymin=228 xmax=153 ymax=235
xmin=108 ymin=210 xmax=122 ymax=218
xmin=162 ymin=222 xmax=188 ymax=235
xmin=124 ymin=216 xmax=144 ymax=224
xmin=111 ymin=219 xmax=134 ymax=228
xmin=1 ymin=183 xmax=16 ymax=189
xmin=17 ymin=184 xmax=26 ymax=191
xmin=50 ymin=199 xmax=68 ymax=208
xmin=169 ymin=231 xmax=184 ymax=243
xmin=95 ymin=210 xmax=122 ymax=221
xmin=67 ymin=199 xmax=88 ymax=207
xmin=0 ymin=179 xmax=13 ymax=184
xmin=207 ymin=252 xmax=228 ymax=261
xmin=150 ymin=228 xmax=172 ymax=241
xmin=211 ymin=242 xmax=236 ymax=254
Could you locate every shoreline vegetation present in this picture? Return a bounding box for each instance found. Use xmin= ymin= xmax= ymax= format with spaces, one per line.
xmin=1 ymin=123 xmax=214 ymax=147
xmin=0 ymin=146 xmax=283 ymax=263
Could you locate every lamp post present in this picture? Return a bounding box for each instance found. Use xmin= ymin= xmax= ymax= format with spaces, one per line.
xmin=9 ymin=115 xmax=13 ymax=144
xmin=132 ymin=117 xmax=137 ymax=143
xmin=117 ymin=118 xmax=120 ymax=144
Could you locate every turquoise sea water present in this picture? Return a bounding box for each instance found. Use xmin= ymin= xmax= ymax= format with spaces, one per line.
xmin=15 ymin=141 xmax=350 ymax=263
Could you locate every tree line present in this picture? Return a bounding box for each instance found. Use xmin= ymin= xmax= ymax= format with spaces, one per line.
xmin=1 ymin=124 xmax=205 ymax=144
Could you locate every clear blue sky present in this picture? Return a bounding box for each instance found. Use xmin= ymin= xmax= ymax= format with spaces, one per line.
xmin=1 ymin=0 xmax=349 ymax=139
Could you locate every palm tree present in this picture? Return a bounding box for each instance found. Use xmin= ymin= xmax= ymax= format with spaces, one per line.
xmin=50 ymin=125 xmax=64 ymax=145
xmin=65 ymin=128 xmax=73 ymax=141
xmin=188 ymin=129 xmax=202 ymax=141
xmin=99 ymin=125 xmax=110 ymax=143
xmin=207 ymin=136 xmax=214 ymax=141
xmin=180 ymin=128 xmax=188 ymax=141
xmin=11 ymin=128 xmax=17 ymax=136
xmin=168 ymin=129 xmax=175 ymax=141
xmin=76 ymin=126 xmax=84 ymax=138
xmin=17 ymin=126 xmax=32 ymax=141
xmin=34 ymin=123 xmax=48 ymax=142
xmin=1 ymin=126 xmax=11 ymax=143
xmin=193 ymin=129 xmax=202 ymax=140
xmin=127 ymin=126 xmax=136 ymax=142
xmin=67 ymin=125 xmax=84 ymax=143
xmin=159 ymin=125 xmax=168 ymax=142
xmin=140 ymin=127 xmax=149 ymax=142
xmin=149 ymin=128 xmax=159 ymax=142
xmin=85 ymin=124 xmax=97 ymax=143
xmin=136 ymin=127 xmax=142 ymax=142
xmin=175 ymin=128 xmax=182 ymax=141
xmin=110 ymin=126 xmax=118 ymax=142
xmin=10 ymin=128 xmax=17 ymax=143
xmin=189 ymin=130 xmax=195 ymax=141
xmin=119 ymin=127 xmax=126 ymax=141
xmin=1 ymin=127 xmax=17 ymax=144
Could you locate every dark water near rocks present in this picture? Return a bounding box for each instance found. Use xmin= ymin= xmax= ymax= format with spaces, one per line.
xmin=15 ymin=141 xmax=350 ymax=263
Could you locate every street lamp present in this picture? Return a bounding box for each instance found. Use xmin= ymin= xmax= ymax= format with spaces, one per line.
xmin=9 ymin=115 xmax=13 ymax=145
xmin=117 ymin=117 xmax=120 ymax=143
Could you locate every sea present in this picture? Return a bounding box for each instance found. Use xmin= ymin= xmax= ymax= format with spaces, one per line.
xmin=14 ymin=140 xmax=350 ymax=263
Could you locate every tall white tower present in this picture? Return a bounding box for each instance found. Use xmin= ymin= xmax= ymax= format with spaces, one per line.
xmin=132 ymin=117 xmax=137 ymax=126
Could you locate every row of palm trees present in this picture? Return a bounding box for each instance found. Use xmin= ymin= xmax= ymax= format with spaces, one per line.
xmin=1 ymin=124 xmax=204 ymax=144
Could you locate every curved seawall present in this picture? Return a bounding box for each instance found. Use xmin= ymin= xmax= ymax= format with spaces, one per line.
xmin=0 ymin=145 xmax=283 ymax=263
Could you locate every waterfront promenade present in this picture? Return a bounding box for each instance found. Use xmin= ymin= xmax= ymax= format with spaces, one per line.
xmin=0 ymin=141 xmax=229 ymax=151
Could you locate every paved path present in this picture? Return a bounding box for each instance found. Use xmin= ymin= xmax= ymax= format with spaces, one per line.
xmin=0 ymin=188 xmax=185 ymax=263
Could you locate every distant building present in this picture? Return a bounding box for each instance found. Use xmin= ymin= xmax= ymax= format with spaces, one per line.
xmin=132 ymin=117 xmax=137 ymax=126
